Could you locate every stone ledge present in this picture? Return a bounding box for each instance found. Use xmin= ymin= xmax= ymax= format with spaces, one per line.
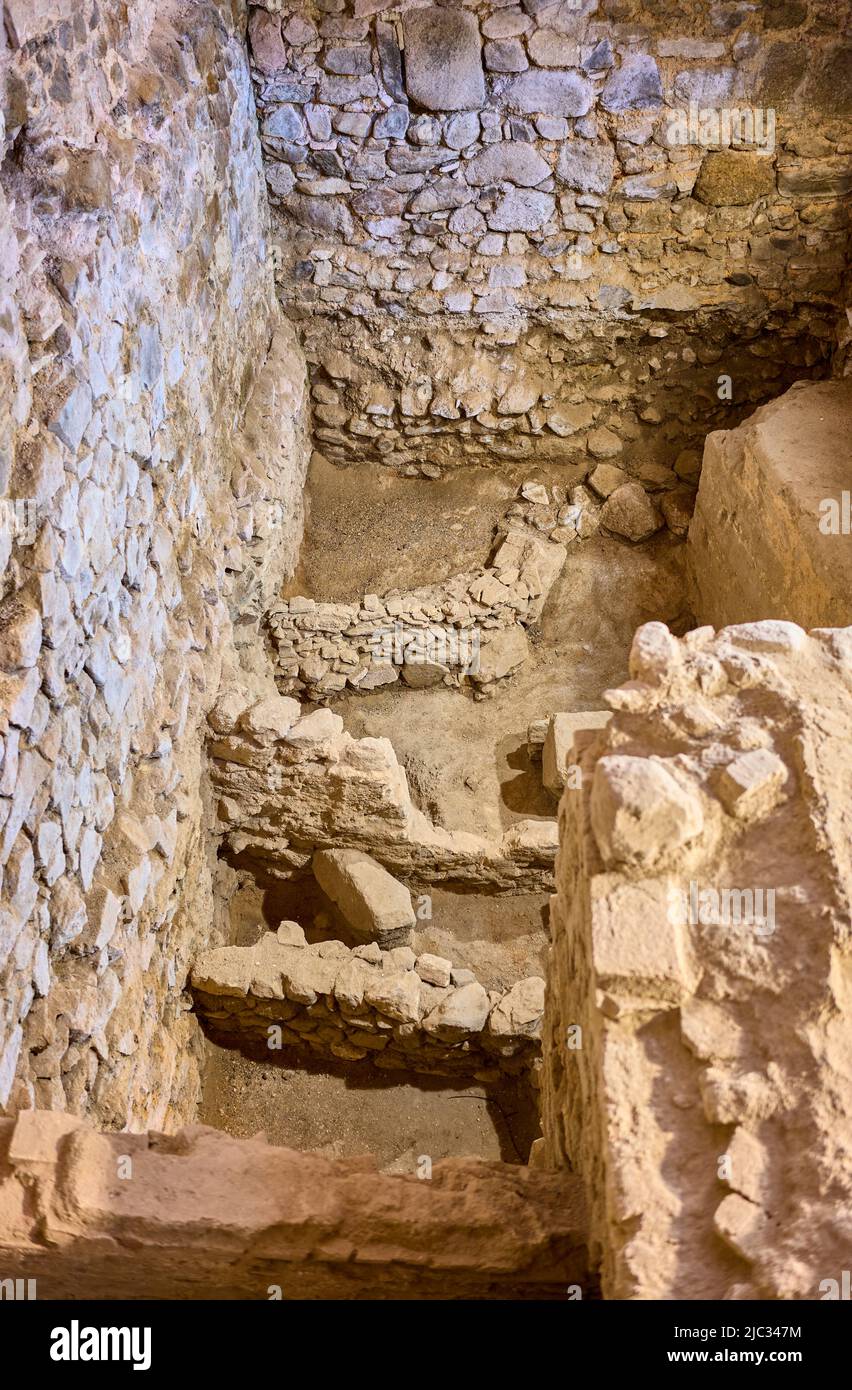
xmin=0 ymin=1114 xmax=590 ymax=1299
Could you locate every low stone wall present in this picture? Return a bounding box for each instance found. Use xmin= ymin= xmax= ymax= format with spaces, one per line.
xmin=541 ymin=617 xmax=852 ymax=1300
xmin=688 ymin=378 xmax=852 ymax=630
xmin=209 ymin=691 xmax=558 ymax=891
xmin=191 ymin=926 xmax=544 ymax=1081
xmin=0 ymin=1111 xmax=590 ymax=1299
xmin=270 ymin=498 xmax=566 ymax=698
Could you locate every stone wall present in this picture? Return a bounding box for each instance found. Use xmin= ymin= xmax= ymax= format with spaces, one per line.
xmin=541 ymin=617 xmax=852 ymax=1299
xmin=270 ymin=493 xmax=567 ymax=698
xmin=0 ymin=0 xmax=309 ymax=1131
xmin=0 ymin=1110 xmax=590 ymax=1298
xmin=210 ymin=687 xmax=559 ymax=889
xmin=247 ymin=0 xmax=849 ymax=485
xmin=688 ymin=377 xmax=852 ymax=630
xmin=192 ymin=923 xmax=544 ymax=1079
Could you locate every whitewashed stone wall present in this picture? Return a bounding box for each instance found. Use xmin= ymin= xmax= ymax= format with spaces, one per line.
xmin=0 ymin=0 xmax=309 ymax=1130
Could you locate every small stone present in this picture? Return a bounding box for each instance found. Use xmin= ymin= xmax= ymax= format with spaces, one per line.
xmin=0 ymin=595 xmax=42 ymax=671
xmin=415 ymin=952 xmax=452 ymax=987
xmin=451 ymin=967 xmax=476 ymax=986
xmin=600 ymin=54 xmax=663 ymax=112
xmin=600 ymin=482 xmax=663 ymax=542
xmin=488 ymin=188 xmax=555 ymax=232
xmin=466 ymin=142 xmax=550 ymax=189
xmin=364 ymin=968 xmax=421 ymax=1024
xmin=693 ymin=152 xmax=776 ymax=206
xmin=388 ymin=946 xmax=417 ymax=971
xmin=353 ymin=942 xmax=383 ymax=964
xmin=590 ymin=877 xmax=702 ymax=1007
xmin=484 ymin=39 xmax=528 ymax=72
xmin=587 ymin=427 xmax=622 ymax=459
xmin=521 ymin=481 xmax=550 ymax=505
xmin=527 ymin=30 xmax=579 ymax=67
xmin=488 ymin=977 xmax=545 ymax=1036
xmin=422 ymin=981 xmax=490 ymax=1038
xmin=556 ymin=139 xmax=616 ymax=195
xmin=714 ymin=1193 xmax=768 ymax=1262
xmin=588 ymin=463 xmax=628 ymax=497
xmin=717 ymin=749 xmax=787 ymax=821
xmin=445 ymin=112 xmax=480 ymax=150
xmin=277 ymin=921 xmax=307 ymax=947
xmin=239 ymin=695 xmax=302 ymax=740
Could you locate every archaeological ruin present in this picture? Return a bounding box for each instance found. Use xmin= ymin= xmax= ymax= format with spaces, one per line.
xmin=0 ymin=0 xmax=850 ymax=1319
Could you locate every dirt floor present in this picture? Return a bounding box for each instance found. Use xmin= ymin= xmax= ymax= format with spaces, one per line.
xmin=229 ymin=879 xmax=549 ymax=992
xmin=283 ymin=453 xmax=516 ymax=599
xmin=198 ymin=1046 xmax=538 ymax=1170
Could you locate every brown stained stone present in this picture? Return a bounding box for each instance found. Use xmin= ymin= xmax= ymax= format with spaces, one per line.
xmin=693 ymin=152 xmax=777 ymax=206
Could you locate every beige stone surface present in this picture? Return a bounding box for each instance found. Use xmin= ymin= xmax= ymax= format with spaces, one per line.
xmin=0 ymin=1113 xmax=590 ymax=1299
xmin=191 ymin=932 xmax=544 ymax=1080
xmin=689 ymin=380 xmax=852 ymax=630
xmin=542 ymin=618 xmax=852 ymax=1300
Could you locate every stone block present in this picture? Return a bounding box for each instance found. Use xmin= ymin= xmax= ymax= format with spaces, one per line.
xmin=590 ymin=876 xmax=701 ymax=1008
xmin=507 ymin=70 xmax=593 ymax=117
xmin=693 ymin=152 xmax=776 ymax=206
xmin=590 ymin=755 xmax=705 ymax=868
xmin=313 ymin=848 xmax=415 ymax=944
xmin=403 ymin=9 xmax=485 ymax=112
xmin=542 ymin=711 xmax=610 ymax=796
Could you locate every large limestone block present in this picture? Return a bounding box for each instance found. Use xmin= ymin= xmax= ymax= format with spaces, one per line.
xmin=542 ymin=711 xmax=611 ymax=796
xmin=688 ymin=379 xmax=852 ymax=629
xmin=313 ymin=848 xmax=415 ymax=945
xmin=403 ymin=9 xmax=485 ymax=112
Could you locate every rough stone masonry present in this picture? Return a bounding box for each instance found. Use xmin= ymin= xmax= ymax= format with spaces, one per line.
xmin=248 ymin=0 xmax=850 ymax=494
